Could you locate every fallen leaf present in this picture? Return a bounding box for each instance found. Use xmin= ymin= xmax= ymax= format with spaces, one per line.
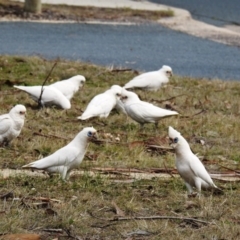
xmin=111 ymin=201 xmax=125 ymax=216
xmin=2 ymin=233 xmax=40 ymax=240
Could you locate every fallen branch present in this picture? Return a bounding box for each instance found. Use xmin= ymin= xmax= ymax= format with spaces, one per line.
xmin=91 ymin=222 xmax=118 ymax=229
xmin=217 ymin=164 xmax=240 ymax=174
xmin=33 ymin=131 xmax=70 ymax=140
xmin=24 ymin=196 xmax=62 ymax=203
xmin=92 ymin=167 xmax=177 ymax=174
xmin=0 ymin=190 xmax=14 ymax=199
xmin=147 ymin=145 xmax=173 ymax=151
xmin=91 ymin=139 xmax=127 ymax=145
xmin=111 ymin=68 xmax=136 ymax=73
xmin=42 ymin=228 xmax=80 ymax=239
xmin=163 ymin=161 xmax=175 ymax=178
xmin=38 ymin=61 xmax=57 ymax=108
xmin=42 ymin=228 xmax=64 ymax=233
xmin=152 ymin=94 xmax=185 ymax=103
xmin=88 ymin=211 xmax=213 ymax=226
xmin=180 ymin=109 xmax=206 ymax=119
xmin=113 ymin=215 xmax=213 ymax=226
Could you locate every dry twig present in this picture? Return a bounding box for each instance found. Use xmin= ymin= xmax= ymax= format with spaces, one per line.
xmin=38 ymin=61 xmax=58 ymax=108
xmin=88 ymin=211 xmax=213 ymax=226
xmin=0 ymin=190 xmax=14 ymax=199
xmin=33 ymin=131 xmax=70 ymax=140
xmin=152 ymin=94 xmax=185 ymax=103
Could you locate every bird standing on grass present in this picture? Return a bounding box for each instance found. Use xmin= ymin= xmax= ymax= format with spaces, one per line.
xmin=49 ymin=75 xmax=86 ymax=100
xmin=22 ymin=127 xmax=97 ymax=181
xmin=120 ymin=89 xmax=178 ymax=129
xmin=78 ymin=85 xmax=122 ymax=120
xmin=124 ymin=65 xmax=172 ymax=91
xmin=14 ymin=85 xmax=71 ymax=109
xmin=0 ymin=104 xmax=26 ymax=146
xmin=168 ymin=126 xmax=220 ymax=196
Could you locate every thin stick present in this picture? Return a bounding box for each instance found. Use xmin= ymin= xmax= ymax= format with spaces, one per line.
xmin=33 ymin=132 xmax=70 ymax=140
xmin=88 ymin=211 xmax=213 ymax=225
xmin=163 ymin=161 xmax=175 ymax=178
xmin=42 ymin=228 xmax=64 ymax=233
xmin=217 ymin=164 xmax=240 ymax=174
xmin=180 ymin=109 xmax=206 ymax=119
xmin=91 ymin=139 xmax=128 ymax=145
xmin=38 ymin=61 xmax=58 ymax=108
xmin=147 ymin=145 xmax=173 ymax=151
xmin=111 ymin=68 xmax=136 ymax=73
xmin=114 ymin=216 xmax=212 ymax=225
xmin=152 ymin=94 xmax=185 ymax=103
xmin=0 ymin=189 xmax=14 ymax=199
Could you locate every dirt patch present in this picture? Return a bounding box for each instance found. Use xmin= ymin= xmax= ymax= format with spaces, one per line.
xmin=0 ymin=0 xmax=173 ymax=23
xmin=158 ymin=10 xmax=240 ymax=48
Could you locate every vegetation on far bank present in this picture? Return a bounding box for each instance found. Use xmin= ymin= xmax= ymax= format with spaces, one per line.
xmin=0 ymin=0 xmax=174 ymax=22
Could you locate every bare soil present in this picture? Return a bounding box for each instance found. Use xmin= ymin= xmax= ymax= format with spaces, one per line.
xmin=0 ymin=0 xmax=173 ymax=23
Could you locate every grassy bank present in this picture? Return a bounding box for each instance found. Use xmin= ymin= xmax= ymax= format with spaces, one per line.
xmin=0 ymin=0 xmax=173 ymax=22
xmin=0 ymin=55 xmax=240 ymax=239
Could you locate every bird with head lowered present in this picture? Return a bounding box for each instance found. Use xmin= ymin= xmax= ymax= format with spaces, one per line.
xmin=78 ymin=86 xmax=122 ymax=120
xmin=124 ymin=65 xmax=172 ymax=91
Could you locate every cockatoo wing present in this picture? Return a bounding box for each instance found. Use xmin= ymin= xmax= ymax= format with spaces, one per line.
xmin=22 ymin=146 xmax=79 ymax=169
xmin=124 ymin=71 xmax=160 ymax=89
xmin=50 ymin=81 xmax=75 ymax=100
xmin=189 ymin=154 xmax=215 ymax=186
xmin=126 ymin=102 xmax=177 ymax=122
xmin=79 ymin=93 xmax=116 ymax=119
xmin=0 ymin=115 xmax=12 ymax=135
xmin=14 ymin=85 xmax=70 ymax=109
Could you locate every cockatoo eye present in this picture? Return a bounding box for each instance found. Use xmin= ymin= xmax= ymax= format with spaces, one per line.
xmin=19 ymin=111 xmax=25 ymax=115
xmin=173 ymin=137 xmax=178 ymax=143
xmin=116 ymin=93 xmax=121 ymax=97
xmin=87 ymin=131 xmax=93 ymax=137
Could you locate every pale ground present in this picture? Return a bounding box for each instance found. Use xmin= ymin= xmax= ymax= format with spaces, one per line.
xmin=1 ymin=168 xmax=239 ymax=182
xmin=11 ymin=0 xmax=240 ymax=47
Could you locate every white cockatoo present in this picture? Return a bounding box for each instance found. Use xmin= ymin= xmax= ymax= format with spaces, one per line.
xmin=120 ymin=89 xmax=178 ymax=128
xmin=168 ymin=126 xmax=220 ymax=195
xmin=0 ymin=104 xmax=26 ymax=146
xmin=49 ymin=75 xmax=86 ymax=100
xmin=124 ymin=65 xmax=172 ymax=91
xmin=14 ymin=85 xmax=71 ymax=109
xmin=78 ymin=85 xmax=122 ymax=120
xmin=110 ymin=85 xmax=127 ymax=114
xmin=22 ymin=127 xmax=97 ymax=180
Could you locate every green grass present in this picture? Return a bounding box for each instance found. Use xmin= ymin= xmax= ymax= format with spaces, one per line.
xmin=0 ymin=55 xmax=240 ymax=239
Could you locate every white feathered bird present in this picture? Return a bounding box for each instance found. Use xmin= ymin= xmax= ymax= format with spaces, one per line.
xmin=78 ymin=85 xmax=122 ymax=120
xmin=22 ymin=127 xmax=97 ymax=180
xmin=124 ymin=65 xmax=172 ymax=91
xmin=110 ymin=85 xmax=127 ymax=114
xmin=14 ymin=85 xmax=71 ymax=109
xmin=0 ymin=104 xmax=26 ymax=146
xmin=168 ymin=126 xmax=220 ymax=195
xmin=120 ymin=89 xmax=178 ymax=128
xmin=49 ymin=75 xmax=86 ymax=100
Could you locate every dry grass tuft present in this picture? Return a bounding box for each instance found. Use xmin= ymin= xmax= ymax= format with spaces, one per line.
xmin=0 ymin=55 xmax=240 ymax=239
